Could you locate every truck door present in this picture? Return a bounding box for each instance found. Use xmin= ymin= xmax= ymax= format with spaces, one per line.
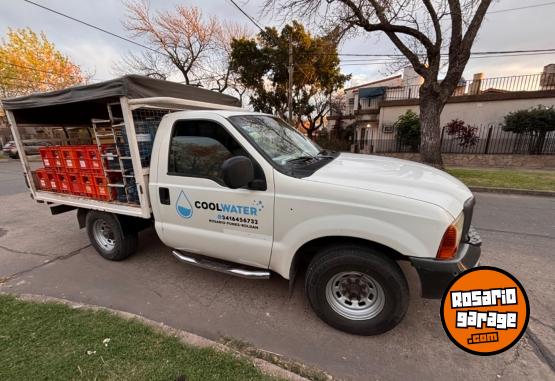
xmin=152 ymin=115 xmax=274 ymax=269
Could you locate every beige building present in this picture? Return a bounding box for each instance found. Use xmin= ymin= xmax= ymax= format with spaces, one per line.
xmin=328 ymin=64 xmax=555 ymax=154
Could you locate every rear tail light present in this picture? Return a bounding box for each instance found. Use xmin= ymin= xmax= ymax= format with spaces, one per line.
xmin=437 ymin=225 xmax=458 ymax=260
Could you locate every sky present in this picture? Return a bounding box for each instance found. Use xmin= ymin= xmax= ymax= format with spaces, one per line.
xmin=1 ymin=0 xmax=554 ymax=88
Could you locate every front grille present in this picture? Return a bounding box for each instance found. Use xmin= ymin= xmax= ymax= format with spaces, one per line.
xmin=462 ymin=197 xmax=475 ymax=242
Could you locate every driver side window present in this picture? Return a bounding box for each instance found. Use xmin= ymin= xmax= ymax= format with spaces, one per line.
xmin=168 ymin=120 xmax=264 ymax=185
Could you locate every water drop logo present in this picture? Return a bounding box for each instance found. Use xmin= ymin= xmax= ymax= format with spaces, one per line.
xmin=176 ymin=191 xmax=193 ymax=219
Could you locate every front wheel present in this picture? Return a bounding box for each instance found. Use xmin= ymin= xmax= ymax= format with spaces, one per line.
xmin=86 ymin=211 xmax=137 ymax=261
xmin=305 ymin=245 xmax=409 ymax=335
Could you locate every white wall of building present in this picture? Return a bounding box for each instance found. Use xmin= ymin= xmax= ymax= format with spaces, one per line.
xmin=379 ymin=97 xmax=555 ymax=132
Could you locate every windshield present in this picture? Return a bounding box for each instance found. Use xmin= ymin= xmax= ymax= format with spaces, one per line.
xmin=228 ymin=115 xmax=321 ymax=168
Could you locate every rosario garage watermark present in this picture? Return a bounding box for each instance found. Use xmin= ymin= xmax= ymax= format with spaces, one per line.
xmin=441 ymin=267 xmax=529 ymax=355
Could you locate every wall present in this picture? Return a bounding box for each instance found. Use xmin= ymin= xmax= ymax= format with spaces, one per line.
xmin=379 ymin=96 xmax=555 ymax=132
xmin=373 ymin=153 xmax=555 ymax=169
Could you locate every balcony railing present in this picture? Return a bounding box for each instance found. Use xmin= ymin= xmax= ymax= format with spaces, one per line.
xmin=384 ymin=72 xmax=555 ymax=101
xmin=358 ymin=97 xmax=382 ymax=111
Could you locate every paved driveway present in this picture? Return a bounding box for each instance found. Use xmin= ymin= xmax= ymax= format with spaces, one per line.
xmin=0 ymin=160 xmax=553 ymax=380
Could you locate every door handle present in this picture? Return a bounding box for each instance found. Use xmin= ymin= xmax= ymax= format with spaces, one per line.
xmin=159 ymin=187 xmax=170 ymax=205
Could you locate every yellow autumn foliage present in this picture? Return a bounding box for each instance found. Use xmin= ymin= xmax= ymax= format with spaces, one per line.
xmin=0 ymin=28 xmax=86 ymax=98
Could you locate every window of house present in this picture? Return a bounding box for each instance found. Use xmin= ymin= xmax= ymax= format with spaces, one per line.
xmin=168 ymin=120 xmax=264 ymax=185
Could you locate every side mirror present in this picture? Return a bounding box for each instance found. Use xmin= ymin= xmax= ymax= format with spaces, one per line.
xmin=221 ymin=156 xmax=254 ymax=189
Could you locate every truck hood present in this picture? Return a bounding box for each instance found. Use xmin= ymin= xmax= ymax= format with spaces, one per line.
xmin=305 ymin=153 xmax=472 ymax=217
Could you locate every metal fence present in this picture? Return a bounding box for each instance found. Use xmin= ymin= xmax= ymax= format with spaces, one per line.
xmin=354 ymin=124 xmax=555 ymax=155
xmin=384 ymin=72 xmax=555 ymax=101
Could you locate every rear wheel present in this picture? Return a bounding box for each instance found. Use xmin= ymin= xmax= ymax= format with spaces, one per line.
xmin=305 ymin=244 xmax=409 ymax=335
xmin=86 ymin=211 xmax=137 ymax=261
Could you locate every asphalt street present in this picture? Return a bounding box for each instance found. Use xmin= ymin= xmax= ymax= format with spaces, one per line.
xmin=0 ymin=159 xmax=554 ymax=380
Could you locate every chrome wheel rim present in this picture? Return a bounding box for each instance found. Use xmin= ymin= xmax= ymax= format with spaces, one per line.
xmin=325 ymin=271 xmax=385 ymax=321
xmin=92 ymin=219 xmax=115 ymax=251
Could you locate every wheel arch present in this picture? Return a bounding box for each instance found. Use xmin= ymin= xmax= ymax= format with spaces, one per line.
xmin=78 ymin=208 xmax=152 ymax=235
xmin=288 ymin=236 xmax=409 ymax=292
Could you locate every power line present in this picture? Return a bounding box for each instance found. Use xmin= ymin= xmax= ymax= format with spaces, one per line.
xmin=226 ymin=0 xmax=265 ymax=32
xmin=22 ymin=0 xmax=235 ymax=84
xmin=22 ymin=0 xmax=167 ymax=58
xmin=488 ymin=1 xmax=555 ymax=14
xmin=0 ymin=75 xmax=58 ymax=86
xmin=317 ymin=48 xmax=555 ymax=58
xmin=0 ymin=60 xmax=79 ymax=78
xmin=23 ymin=0 xmax=555 ymax=65
xmin=340 ymin=51 xmax=555 ymax=65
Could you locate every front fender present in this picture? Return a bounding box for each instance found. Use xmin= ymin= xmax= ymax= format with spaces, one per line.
xmin=269 ymin=214 xmax=439 ymax=279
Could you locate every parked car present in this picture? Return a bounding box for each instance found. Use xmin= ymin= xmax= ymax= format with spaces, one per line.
xmin=2 ymin=141 xmax=16 ymax=156
xmin=3 ymin=140 xmax=52 ymax=158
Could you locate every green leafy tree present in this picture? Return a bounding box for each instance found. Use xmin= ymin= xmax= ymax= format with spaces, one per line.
xmin=230 ymin=21 xmax=349 ymax=138
xmin=503 ymin=106 xmax=555 ymax=154
xmin=395 ymin=110 xmax=420 ymax=152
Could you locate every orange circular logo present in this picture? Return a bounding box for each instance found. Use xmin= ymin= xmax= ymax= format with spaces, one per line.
xmin=440 ymin=267 xmax=529 ymax=355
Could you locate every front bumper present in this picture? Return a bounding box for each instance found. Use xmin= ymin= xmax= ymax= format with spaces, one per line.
xmin=410 ymin=226 xmax=482 ymax=299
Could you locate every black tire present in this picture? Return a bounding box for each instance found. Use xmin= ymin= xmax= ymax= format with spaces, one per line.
xmin=86 ymin=211 xmax=137 ymax=261
xmin=305 ymin=244 xmax=409 ymax=335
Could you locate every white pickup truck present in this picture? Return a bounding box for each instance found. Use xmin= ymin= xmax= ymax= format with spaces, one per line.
xmin=3 ymin=76 xmax=481 ymax=335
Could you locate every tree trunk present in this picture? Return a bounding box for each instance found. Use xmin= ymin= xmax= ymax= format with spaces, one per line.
xmin=419 ymin=90 xmax=445 ymax=168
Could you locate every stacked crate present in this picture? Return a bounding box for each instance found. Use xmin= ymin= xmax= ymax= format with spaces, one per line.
xmin=36 ymin=145 xmax=121 ymax=202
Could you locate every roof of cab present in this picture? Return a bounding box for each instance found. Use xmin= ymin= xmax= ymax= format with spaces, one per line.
xmin=168 ymin=110 xmax=273 ymax=118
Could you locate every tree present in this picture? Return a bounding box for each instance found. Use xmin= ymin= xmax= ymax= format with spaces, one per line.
xmin=121 ymin=0 xmax=219 ymax=85
xmin=201 ymin=21 xmax=251 ymax=103
xmin=395 ymin=110 xmax=420 ymax=152
xmin=230 ymin=21 xmax=349 ymax=138
xmin=266 ymin=0 xmax=493 ymax=167
xmin=120 ymin=0 xmax=250 ymax=101
xmin=503 ymin=106 xmax=555 ymax=154
xmin=0 ymin=28 xmax=86 ymax=98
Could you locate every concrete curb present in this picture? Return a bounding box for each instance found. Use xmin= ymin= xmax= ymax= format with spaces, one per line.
xmin=9 ymin=293 xmax=314 ymax=381
xmin=470 ymin=186 xmax=555 ymax=197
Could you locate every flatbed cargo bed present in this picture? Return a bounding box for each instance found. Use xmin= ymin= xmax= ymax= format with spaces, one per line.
xmin=1 ymin=75 xmax=242 ymax=218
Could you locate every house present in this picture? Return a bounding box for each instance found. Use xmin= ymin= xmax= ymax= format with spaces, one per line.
xmin=327 ymin=67 xmax=420 ymax=146
xmin=328 ymin=64 xmax=555 ymax=154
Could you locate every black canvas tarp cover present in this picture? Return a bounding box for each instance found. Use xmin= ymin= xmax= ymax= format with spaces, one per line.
xmin=1 ymin=75 xmax=240 ymax=125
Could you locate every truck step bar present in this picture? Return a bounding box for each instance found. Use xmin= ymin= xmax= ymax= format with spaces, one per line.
xmin=171 ymin=250 xmax=271 ymax=280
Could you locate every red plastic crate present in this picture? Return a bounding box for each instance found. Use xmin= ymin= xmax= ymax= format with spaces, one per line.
xmin=46 ymin=170 xmax=59 ymax=192
xmin=75 ymin=147 xmax=89 ymax=171
xmin=84 ymin=146 xmax=104 ymax=174
xmin=68 ymin=173 xmax=85 ymax=195
xmin=94 ymin=175 xmax=114 ymax=201
xmin=36 ymin=168 xmax=50 ymax=190
xmin=56 ymin=173 xmax=71 ymax=193
xmin=51 ymin=147 xmax=65 ymax=169
xmin=61 ymin=147 xmax=79 ymax=172
xmin=39 ymin=147 xmax=54 ymax=168
xmin=80 ymin=173 xmax=96 ymax=197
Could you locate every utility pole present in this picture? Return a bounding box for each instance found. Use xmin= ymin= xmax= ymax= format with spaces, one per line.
xmin=287 ymin=34 xmax=293 ymax=124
